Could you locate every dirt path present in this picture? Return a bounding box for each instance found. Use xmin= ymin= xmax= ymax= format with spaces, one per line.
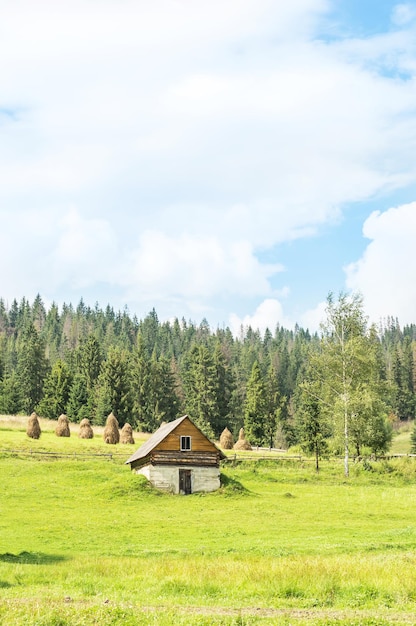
xmin=4 ymin=599 xmax=416 ymax=624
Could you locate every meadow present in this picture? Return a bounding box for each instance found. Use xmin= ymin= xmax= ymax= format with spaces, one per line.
xmin=1 ymin=417 xmax=416 ymax=625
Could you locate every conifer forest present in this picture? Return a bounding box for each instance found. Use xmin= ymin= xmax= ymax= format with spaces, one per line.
xmin=0 ymin=294 xmax=415 ymax=454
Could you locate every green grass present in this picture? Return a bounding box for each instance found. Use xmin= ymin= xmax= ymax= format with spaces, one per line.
xmin=2 ymin=420 xmax=416 ymax=624
xmin=390 ymin=424 xmax=413 ymax=455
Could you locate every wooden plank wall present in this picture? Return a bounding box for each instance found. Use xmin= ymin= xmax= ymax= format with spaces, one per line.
xmin=151 ymin=451 xmax=219 ymax=467
xmin=156 ymin=418 xmax=218 ymax=453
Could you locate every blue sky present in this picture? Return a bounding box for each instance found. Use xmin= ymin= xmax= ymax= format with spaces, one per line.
xmin=1 ymin=0 xmax=416 ymax=334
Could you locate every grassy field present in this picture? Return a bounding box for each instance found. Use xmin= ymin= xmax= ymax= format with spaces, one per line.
xmin=1 ymin=417 xmax=416 ymax=625
xmin=390 ymin=422 xmax=413 ymax=455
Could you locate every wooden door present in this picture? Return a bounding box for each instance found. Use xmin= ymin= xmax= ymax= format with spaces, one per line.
xmin=179 ymin=469 xmax=192 ymax=495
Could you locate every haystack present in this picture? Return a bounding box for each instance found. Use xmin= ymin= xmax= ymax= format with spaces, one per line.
xmin=220 ymin=427 xmax=234 ymax=450
xmin=55 ymin=413 xmax=70 ymax=437
xmin=120 ymin=422 xmax=135 ymax=444
xmin=27 ymin=412 xmax=41 ymax=439
xmin=78 ymin=418 xmax=94 ymax=439
xmin=233 ymin=427 xmax=252 ymax=451
xmin=103 ymin=412 xmax=120 ymax=444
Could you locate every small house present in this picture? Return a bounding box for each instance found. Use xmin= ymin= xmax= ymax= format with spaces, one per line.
xmin=125 ymin=415 xmax=226 ymax=494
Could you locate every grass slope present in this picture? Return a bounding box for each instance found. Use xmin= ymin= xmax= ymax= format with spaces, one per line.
xmin=1 ymin=419 xmax=416 ymax=624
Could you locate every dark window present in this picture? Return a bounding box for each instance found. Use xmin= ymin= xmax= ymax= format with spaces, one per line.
xmin=180 ymin=436 xmax=191 ymax=451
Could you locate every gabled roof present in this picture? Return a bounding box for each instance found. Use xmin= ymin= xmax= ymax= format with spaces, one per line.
xmin=125 ymin=415 xmax=226 ymax=464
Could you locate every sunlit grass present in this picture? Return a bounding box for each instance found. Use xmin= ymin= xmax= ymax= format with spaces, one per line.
xmin=0 ymin=414 xmax=148 ymax=461
xmin=390 ymin=424 xmax=413 ymax=455
xmin=2 ymin=418 xmax=416 ymax=624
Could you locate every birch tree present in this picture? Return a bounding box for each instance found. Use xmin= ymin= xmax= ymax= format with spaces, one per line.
xmin=314 ymin=292 xmax=389 ymax=476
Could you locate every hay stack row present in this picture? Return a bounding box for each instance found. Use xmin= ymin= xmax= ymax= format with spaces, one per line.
xmin=26 ymin=411 xmax=135 ymax=444
xmin=220 ymin=426 xmax=252 ymax=451
xmin=102 ymin=412 xmax=135 ymax=445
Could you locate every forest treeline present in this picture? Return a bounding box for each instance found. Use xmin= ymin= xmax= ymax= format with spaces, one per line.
xmin=0 ymin=295 xmax=415 ymax=452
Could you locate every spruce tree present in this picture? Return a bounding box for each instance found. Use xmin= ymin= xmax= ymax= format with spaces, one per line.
xmin=264 ymin=363 xmax=282 ymax=449
xmin=79 ymin=335 xmax=102 ymax=393
xmin=36 ymin=359 xmax=72 ymax=419
xmin=0 ymin=371 xmax=21 ymax=415
xmin=95 ymin=346 xmax=132 ymax=427
xmin=67 ymin=373 xmax=91 ymax=422
xmin=244 ymin=360 xmax=267 ymax=446
xmin=295 ymin=379 xmax=331 ymax=471
xmin=213 ymin=341 xmax=234 ymax=437
xmin=183 ymin=344 xmax=217 ymax=438
xmin=16 ymin=323 xmax=48 ymax=414
xmin=130 ymin=333 xmax=153 ymax=431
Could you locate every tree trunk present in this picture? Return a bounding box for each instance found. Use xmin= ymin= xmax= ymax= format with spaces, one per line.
xmin=344 ymin=403 xmax=349 ymax=477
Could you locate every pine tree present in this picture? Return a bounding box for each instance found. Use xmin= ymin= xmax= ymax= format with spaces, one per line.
xmin=295 ymin=379 xmax=331 ymax=471
xmin=150 ymin=355 xmax=181 ymax=425
xmin=67 ymin=373 xmax=91 ymax=422
xmin=130 ymin=333 xmax=153 ymax=431
xmin=264 ymin=363 xmax=283 ymax=449
xmin=36 ymin=359 xmax=72 ymax=419
xmin=0 ymin=371 xmax=21 ymax=415
xmin=140 ymin=308 xmax=160 ymax=357
xmin=79 ymin=335 xmax=102 ymax=393
xmin=32 ymin=294 xmax=46 ymax=332
xmin=16 ymin=323 xmax=48 ymax=414
xmin=95 ymin=346 xmax=132 ymax=427
xmin=244 ymin=361 xmax=267 ymax=446
xmin=94 ymin=380 xmax=113 ymax=426
xmin=183 ymin=344 xmax=217 ymax=438
xmin=213 ymin=341 xmax=234 ymax=437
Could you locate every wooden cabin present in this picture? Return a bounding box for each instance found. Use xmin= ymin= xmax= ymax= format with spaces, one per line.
xmin=125 ymin=415 xmax=226 ymax=494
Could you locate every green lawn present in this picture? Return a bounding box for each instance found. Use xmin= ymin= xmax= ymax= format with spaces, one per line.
xmin=2 ymin=420 xmax=416 ymax=624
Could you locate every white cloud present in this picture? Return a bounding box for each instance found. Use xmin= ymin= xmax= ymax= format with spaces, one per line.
xmin=229 ymin=298 xmax=293 ymax=336
xmin=50 ymin=208 xmax=119 ymax=289
xmin=1 ymin=1 xmax=416 ymax=328
xmin=229 ymin=298 xmax=330 ymax=336
xmin=298 ymin=301 xmax=328 ymax=333
xmin=345 ymin=203 xmax=416 ymax=326
xmin=392 ymin=4 xmax=416 ymax=26
xmin=121 ymin=230 xmax=282 ymax=302
xmin=0 ymin=207 xmax=119 ymax=307
xmin=0 ymin=208 xmax=59 ymax=304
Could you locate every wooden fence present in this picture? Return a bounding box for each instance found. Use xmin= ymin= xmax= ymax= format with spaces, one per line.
xmin=223 ymin=453 xmax=416 ymax=464
xmin=1 ymin=449 xmax=415 ymax=463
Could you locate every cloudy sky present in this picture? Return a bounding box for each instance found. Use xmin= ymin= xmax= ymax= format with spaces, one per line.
xmin=1 ymin=0 xmax=416 ymax=334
